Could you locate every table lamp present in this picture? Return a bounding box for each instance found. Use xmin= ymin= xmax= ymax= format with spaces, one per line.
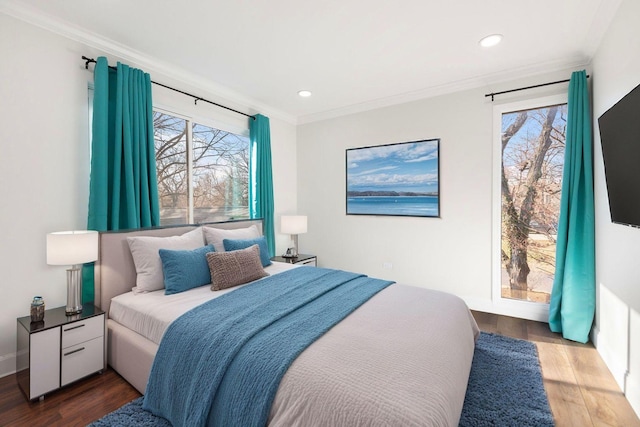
xmin=46 ymin=230 xmax=98 ymax=315
xmin=281 ymin=215 xmax=307 ymax=258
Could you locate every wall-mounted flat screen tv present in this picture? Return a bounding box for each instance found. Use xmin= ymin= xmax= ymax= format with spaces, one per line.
xmin=346 ymin=139 xmax=440 ymax=217
xmin=598 ymin=82 xmax=640 ymax=228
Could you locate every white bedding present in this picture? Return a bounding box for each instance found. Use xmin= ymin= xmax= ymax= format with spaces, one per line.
xmin=109 ymin=261 xmax=296 ymax=344
xmin=269 ymin=284 xmax=479 ymax=426
xmin=108 ymin=260 xmax=479 ymax=425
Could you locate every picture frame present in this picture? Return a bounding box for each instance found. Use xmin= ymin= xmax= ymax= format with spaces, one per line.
xmin=346 ymin=139 xmax=440 ymax=217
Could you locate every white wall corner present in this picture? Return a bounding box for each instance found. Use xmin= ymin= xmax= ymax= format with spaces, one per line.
xmin=625 ymin=307 xmax=640 ymax=419
xmin=626 ymin=370 xmax=640 ymax=420
xmin=592 ymin=325 xmax=628 ymax=391
xmin=593 ymin=323 xmax=640 ymax=419
xmin=0 ymin=352 xmax=17 ymax=379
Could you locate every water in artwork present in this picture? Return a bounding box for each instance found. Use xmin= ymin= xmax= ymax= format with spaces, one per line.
xmin=347 ymin=196 xmax=439 ymax=217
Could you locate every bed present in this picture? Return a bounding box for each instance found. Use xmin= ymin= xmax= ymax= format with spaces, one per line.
xmin=95 ymin=219 xmax=479 ymax=426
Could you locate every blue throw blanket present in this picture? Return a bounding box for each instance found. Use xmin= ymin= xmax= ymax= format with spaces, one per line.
xmin=142 ymin=267 xmax=394 ymax=427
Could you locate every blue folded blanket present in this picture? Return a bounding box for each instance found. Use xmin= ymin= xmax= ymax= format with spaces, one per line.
xmin=143 ymin=266 xmax=393 ymax=427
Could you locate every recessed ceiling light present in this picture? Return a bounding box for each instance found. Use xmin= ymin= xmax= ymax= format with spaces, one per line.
xmin=479 ymin=34 xmax=503 ymax=48
xmin=298 ymin=90 xmax=312 ymax=97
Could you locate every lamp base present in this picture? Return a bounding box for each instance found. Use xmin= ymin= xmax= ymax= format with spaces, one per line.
xmin=65 ymin=308 xmax=82 ymax=315
xmin=283 ymin=237 xmax=299 ymax=258
xmin=66 ymin=266 xmax=83 ymax=316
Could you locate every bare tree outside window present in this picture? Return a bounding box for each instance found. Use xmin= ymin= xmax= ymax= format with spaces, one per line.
xmin=501 ymin=104 xmax=567 ymax=303
xmin=153 ymin=111 xmax=249 ymax=225
xmin=154 ymin=113 xmax=188 ymax=224
xmin=192 ymin=123 xmax=249 ymax=222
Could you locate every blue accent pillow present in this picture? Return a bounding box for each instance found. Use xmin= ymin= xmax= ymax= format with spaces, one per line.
xmin=223 ymin=236 xmax=272 ymax=267
xmin=159 ymin=245 xmax=215 ymax=295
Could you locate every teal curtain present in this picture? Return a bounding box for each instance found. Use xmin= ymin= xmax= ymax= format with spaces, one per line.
xmin=249 ymin=114 xmax=275 ymax=256
xmin=83 ymin=56 xmax=160 ymax=303
xmin=548 ymin=70 xmax=595 ymax=343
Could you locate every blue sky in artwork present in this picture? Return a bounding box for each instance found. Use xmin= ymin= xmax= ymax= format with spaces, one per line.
xmin=347 ymin=140 xmax=439 ymax=193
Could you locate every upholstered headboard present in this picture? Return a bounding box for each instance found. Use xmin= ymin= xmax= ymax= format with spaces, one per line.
xmin=95 ymin=219 xmax=263 ymax=317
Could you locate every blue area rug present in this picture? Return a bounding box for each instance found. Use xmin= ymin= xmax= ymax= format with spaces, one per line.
xmin=89 ymin=332 xmax=553 ymax=426
xmin=459 ymin=332 xmax=554 ymax=426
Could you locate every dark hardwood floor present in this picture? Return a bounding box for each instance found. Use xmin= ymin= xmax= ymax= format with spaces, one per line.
xmin=0 ymin=367 xmax=140 ymax=426
xmin=0 ymin=312 xmax=638 ymax=426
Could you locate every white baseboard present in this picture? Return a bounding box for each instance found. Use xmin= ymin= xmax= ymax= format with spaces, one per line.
xmin=592 ymin=326 xmax=640 ymax=419
xmin=592 ymin=325 xmax=628 ymax=390
xmin=0 ymin=352 xmax=17 ymax=379
xmin=463 ymin=297 xmax=549 ymax=323
xmin=626 ymin=371 xmax=640 ymax=420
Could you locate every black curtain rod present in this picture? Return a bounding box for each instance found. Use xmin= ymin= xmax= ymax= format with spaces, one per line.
xmin=485 ymin=75 xmax=590 ymax=101
xmin=82 ymin=56 xmax=255 ymax=120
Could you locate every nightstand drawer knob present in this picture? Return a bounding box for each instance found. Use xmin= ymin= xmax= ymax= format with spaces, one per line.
xmin=64 ymin=347 xmax=85 ymax=357
xmin=64 ymin=324 xmax=85 ymax=332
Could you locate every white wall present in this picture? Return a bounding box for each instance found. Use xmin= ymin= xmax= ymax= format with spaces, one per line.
xmin=0 ymin=14 xmax=297 ymax=377
xmin=297 ymin=89 xmax=492 ymax=298
xmin=591 ymin=0 xmax=640 ymax=416
xmin=296 ymin=71 xmax=572 ymax=308
xmin=0 ymin=13 xmax=91 ymax=377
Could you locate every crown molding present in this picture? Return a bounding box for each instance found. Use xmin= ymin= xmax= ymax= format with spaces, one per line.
xmin=0 ymin=0 xmax=603 ymax=127
xmin=0 ymin=0 xmax=297 ymax=125
xmin=297 ymin=57 xmax=591 ymax=125
xmin=582 ymin=0 xmax=623 ymax=59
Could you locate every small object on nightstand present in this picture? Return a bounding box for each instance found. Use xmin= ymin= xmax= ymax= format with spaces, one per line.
xmin=30 ymin=296 xmax=45 ymax=322
xmin=282 ymin=247 xmax=296 ymax=258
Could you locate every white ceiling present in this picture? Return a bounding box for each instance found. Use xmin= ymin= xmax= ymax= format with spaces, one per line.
xmin=1 ymin=0 xmax=621 ymax=123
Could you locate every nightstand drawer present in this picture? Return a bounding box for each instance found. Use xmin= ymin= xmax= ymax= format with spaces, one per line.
xmin=61 ymin=315 xmax=104 ymax=349
xmin=61 ymin=336 xmax=104 ymax=386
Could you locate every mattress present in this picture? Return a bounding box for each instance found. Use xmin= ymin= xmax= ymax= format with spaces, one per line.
xmin=109 ymin=261 xmax=479 ymax=425
xmin=109 ymin=261 xmax=296 ymax=344
xmin=270 ymin=284 xmax=479 ymax=426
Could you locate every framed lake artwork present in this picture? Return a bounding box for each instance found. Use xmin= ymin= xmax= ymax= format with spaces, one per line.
xmin=346 ymin=139 xmax=440 ymax=217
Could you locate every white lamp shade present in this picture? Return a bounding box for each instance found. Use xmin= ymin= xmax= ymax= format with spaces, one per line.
xmin=281 ymin=215 xmax=307 ymax=235
xmin=46 ymin=230 xmax=99 ymax=265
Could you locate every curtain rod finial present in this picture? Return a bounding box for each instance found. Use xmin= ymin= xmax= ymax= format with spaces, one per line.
xmin=82 ymin=55 xmax=96 ymax=70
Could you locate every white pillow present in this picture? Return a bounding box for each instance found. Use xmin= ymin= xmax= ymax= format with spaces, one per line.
xmin=127 ymin=227 xmax=204 ymax=292
xmin=202 ymin=225 xmax=261 ymax=252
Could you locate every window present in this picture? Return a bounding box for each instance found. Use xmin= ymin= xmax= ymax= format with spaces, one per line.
xmin=153 ymin=111 xmax=250 ymax=225
xmin=493 ymin=94 xmax=567 ymax=316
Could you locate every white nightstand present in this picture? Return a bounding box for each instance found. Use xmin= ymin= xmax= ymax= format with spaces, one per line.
xmin=271 ymin=254 xmax=317 ymax=266
xmin=16 ymin=304 xmax=105 ymax=400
